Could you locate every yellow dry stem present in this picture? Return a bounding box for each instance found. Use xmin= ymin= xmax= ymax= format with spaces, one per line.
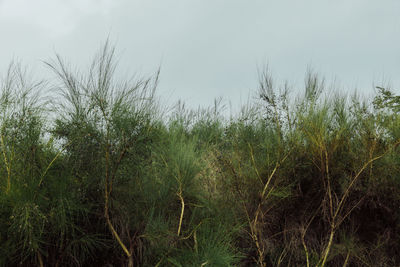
xmin=104 ymin=147 xmax=132 ymax=258
xmin=37 ymin=251 xmax=44 ymax=267
xmin=177 ymin=188 xmax=185 ymax=236
xmin=319 ymin=139 xmax=400 ymax=267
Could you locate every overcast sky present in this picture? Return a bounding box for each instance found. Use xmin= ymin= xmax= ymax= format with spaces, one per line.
xmin=0 ymin=0 xmax=399 ymax=110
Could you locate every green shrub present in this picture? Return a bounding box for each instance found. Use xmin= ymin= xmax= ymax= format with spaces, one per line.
xmin=0 ymin=44 xmax=399 ymax=266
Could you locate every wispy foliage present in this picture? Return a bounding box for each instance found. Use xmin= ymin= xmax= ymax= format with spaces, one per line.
xmin=0 ymin=44 xmax=399 ymax=266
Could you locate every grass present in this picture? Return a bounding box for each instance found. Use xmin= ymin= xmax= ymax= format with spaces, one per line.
xmin=0 ymin=43 xmax=399 ymax=266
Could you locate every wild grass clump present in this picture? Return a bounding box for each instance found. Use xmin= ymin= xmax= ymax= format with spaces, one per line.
xmin=0 ymin=43 xmax=399 ymax=266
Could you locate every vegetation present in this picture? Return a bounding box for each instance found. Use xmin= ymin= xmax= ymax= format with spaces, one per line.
xmin=0 ymin=44 xmax=399 ymax=266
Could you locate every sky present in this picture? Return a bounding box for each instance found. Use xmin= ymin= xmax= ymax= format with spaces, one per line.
xmin=0 ymin=0 xmax=399 ymax=110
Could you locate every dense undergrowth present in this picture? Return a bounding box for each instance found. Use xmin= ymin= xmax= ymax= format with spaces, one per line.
xmin=0 ymin=44 xmax=399 ymax=266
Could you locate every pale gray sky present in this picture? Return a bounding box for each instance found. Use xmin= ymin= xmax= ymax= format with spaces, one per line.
xmin=0 ymin=0 xmax=399 ymax=109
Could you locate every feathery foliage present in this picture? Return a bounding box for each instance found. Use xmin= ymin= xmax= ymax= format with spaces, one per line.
xmin=0 ymin=43 xmax=399 ymax=266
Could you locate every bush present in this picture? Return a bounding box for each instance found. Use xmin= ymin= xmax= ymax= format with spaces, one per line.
xmin=0 ymin=44 xmax=399 ymax=266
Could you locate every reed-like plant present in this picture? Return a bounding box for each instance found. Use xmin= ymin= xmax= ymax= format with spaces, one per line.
xmin=1 ymin=44 xmax=399 ymax=266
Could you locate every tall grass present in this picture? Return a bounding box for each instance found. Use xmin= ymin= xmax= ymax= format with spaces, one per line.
xmin=0 ymin=43 xmax=399 ymax=266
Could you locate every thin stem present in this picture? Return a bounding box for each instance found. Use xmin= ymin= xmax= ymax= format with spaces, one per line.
xmin=104 ymin=144 xmax=132 ymax=258
xmin=342 ymin=251 xmax=350 ymax=267
xmin=177 ymin=188 xmax=185 ymax=236
xmin=320 ymin=227 xmax=335 ymax=267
